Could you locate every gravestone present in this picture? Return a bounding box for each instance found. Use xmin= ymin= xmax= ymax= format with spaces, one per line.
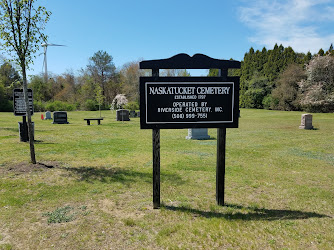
xmin=18 ymin=121 xmax=34 ymax=142
xmin=129 ymin=110 xmax=136 ymax=118
xmin=137 ymin=111 xmax=140 ymax=117
xmin=45 ymin=111 xmax=52 ymax=120
xmin=186 ymin=128 xmax=210 ymax=140
xmin=116 ymin=109 xmax=130 ymax=121
xmin=53 ymin=111 xmax=69 ymax=124
xmin=299 ymin=114 xmax=313 ymax=129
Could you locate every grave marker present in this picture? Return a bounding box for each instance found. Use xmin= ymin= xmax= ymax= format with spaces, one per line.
xmin=53 ymin=111 xmax=69 ymax=124
xmin=299 ymin=114 xmax=313 ymax=129
xmin=186 ymin=128 xmax=210 ymax=140
xmin=45 ymin=111 xmax=52 ymax=120
xmin=116 ymin=109 xmax=130 ymax=121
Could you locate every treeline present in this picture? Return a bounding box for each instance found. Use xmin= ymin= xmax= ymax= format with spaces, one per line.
xmin=0 ymin=50 xmax=142 ymax=112
xmin=237 ymin=43 xmax=334 ymax=112
xmin=1 ymin=45 xmax=334 ymax=113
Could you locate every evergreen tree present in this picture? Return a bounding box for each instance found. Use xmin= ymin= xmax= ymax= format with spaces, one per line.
xmin=318 ymin=48 xmax=325 ymax=56
xmin=326 ymin=43 xmax=334 ymax=56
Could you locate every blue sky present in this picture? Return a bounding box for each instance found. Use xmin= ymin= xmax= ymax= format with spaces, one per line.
xmin=25 ymin=0 xmax=334 ymax=76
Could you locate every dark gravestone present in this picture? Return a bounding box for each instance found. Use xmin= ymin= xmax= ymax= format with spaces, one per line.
xmin=53 ymin=111 xmax=69 ymax=124
xmin=129 ymin=110 xmax=136 ymax=118
xmin=18 ymin=121 xmax=34 ymax=142
xmin=116 ymin=109 xmax=130 ymax=121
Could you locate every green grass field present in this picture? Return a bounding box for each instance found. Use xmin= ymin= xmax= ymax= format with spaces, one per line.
xmin=0 ymin=109 xmax=333 ymax=249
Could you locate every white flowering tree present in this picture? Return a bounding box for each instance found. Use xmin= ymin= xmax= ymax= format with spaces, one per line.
xmin=110 ymin=94 xmax=128 ymax=111
xmin=298 ymin=55 xmax=334 ymax=112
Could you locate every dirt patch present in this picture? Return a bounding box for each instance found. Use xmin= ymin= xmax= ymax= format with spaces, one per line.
xmin=0 ymin=161 xmax=61 ymax=175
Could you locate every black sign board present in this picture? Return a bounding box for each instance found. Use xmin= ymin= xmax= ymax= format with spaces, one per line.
xmin=13 ymin=89 xmax=34 ymax=116
xmin=140 ymin=77 xmax=239 ymax=129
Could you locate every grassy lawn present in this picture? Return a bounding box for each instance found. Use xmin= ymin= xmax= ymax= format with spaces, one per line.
xmin=0 ymin=109 xmax=333 ymax=249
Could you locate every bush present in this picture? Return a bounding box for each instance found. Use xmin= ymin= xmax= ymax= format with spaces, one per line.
xmin=0 ymin=100 xmax=13 ymax=112
xmin=262 ymin=95 xmax=273 ymax=110
xmin=34 ymin=101 xmax=46 ymax=112
xmin=124 ymin=101 xmax=139 ymax=111
xmin=82 ymin=99 xmax=98 ymax=111
xmin=45 ymin=101 xmax=76 ymax=112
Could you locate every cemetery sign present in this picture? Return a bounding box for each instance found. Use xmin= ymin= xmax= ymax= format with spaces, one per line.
xmin=140 ymin=78 xmax=239 ymax=129
xmin=139 ymin=54 xmax=241 ymax=208
xmin=13 ymin=88 xmax=34 ymax=116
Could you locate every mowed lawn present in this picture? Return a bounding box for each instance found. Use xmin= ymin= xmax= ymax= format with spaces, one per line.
xmin=0 ymin=109 xmax=333 ymax=249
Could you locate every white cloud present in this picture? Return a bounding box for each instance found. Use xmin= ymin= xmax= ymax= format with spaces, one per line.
xmin=239 ymin=0 xmax=334 ymax=53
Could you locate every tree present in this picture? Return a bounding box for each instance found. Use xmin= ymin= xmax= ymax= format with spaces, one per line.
xmin=318 ymin=48 xmax=325 ymax=56
xmin=95 ymin=83 xmax=105 ymax=117
xmin=0 ymin=61 xmax=21 ymax=97
xmin=241 ymin=72 xmax=270 ymax=109
xmin=298 ymin=55 xmax=334 ymax=112
xmin=111 ymin=94 xmax=128 ymax=110
xmin=120 ymin=61 xmax=140 ymax=103
xmin=0 ymin=0 xmax=51 ymax=164
xmin=87 ymin=50 xmax=116 ymax=104
xmin=160 ymin=69 xmax=190 ymax=77
xmin=326 ymin=43 xmax=334 ymax=56
xmin=271 ymin=63 xmax=306 ymax=111
xmin=29 ymin=74 xmax=52 ymax=102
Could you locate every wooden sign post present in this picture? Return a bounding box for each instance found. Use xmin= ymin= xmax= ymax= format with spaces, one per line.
xmin=139 ymin=54 xmax=240 ymax=208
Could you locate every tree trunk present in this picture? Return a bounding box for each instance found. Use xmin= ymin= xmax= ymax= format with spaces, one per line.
xmin=22 ymin=62 xmax=36 ymax=164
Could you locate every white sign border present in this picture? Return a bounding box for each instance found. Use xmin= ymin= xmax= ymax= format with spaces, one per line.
xmin=145 ymin=82 xmax=234 ymax=124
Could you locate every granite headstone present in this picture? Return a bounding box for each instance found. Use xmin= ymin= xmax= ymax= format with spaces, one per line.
xmin=116 ymin=109 xmax=130 ymax=121
xmin=45 ymin=111 xmax=52 ymax=120
xmin=53 ymin=111 xmax=69 ymax=124
xmin=299 ymin=114 xmax=313 ymax=129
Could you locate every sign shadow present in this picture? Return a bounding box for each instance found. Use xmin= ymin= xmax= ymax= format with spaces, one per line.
xmin=163 ymin=203 xmax=331 ymax=221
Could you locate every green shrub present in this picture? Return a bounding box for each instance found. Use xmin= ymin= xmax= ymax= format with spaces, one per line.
xmin=0 ymin=100 xmax=13 ymax=112
xmin=34 ymin=101 xmax=46 ymax=112
xmin=262 ymin=95 xmax=273 ymax=110
xmin=82 ymin=99 xmax=98 ymax=111
xmin=45 ymin=101 xmax=76 ymax=112
xmin=124 ymin=101 xmax=139 ymax=111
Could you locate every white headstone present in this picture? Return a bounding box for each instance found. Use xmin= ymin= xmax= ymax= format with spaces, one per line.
xmin=186 ymin=128 xmax=210 ymax=140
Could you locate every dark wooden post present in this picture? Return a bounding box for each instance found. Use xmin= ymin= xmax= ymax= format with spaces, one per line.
xmin=152 ymin=69 xmax=161 ymax=208
xmin=216 ymin=127 xmax=226 ymax=205
xmin=216 ymin=69 xmax=227 ymax=206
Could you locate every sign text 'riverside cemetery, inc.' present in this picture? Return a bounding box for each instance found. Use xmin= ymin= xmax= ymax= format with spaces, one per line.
xmin=140 ymin=77 xmax=239 ymax=129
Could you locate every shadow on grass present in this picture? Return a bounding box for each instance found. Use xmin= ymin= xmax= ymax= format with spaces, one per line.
xmin=63 ymin=166 xmax=185 ymax=185
xmin=0 ymin=127 xmax=19 ymax=132
xmin=34 ymin=140 xmax=56 ymax=145
xmin=163 ymin=203 xmax=331 ymax=221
